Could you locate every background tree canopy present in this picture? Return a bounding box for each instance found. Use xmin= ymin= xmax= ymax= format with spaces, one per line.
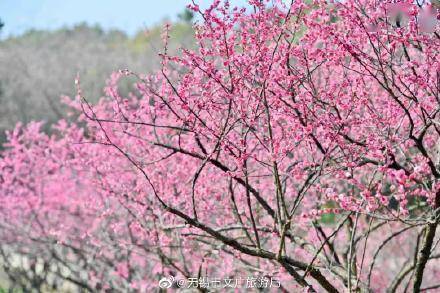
xmin=0 ymin=19 xmax=194 ymax=145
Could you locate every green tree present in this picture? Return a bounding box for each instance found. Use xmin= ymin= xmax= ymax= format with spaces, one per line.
xmin=178 ymin=8 xmax=194 ymax=23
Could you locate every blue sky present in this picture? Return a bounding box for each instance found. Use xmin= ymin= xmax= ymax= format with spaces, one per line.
xmin=0 ymin=0 xmax=248 ymax=38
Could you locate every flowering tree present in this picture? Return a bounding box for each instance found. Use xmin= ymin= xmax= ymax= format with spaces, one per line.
xmin=1 ymin=0 xmax=439 ymax=292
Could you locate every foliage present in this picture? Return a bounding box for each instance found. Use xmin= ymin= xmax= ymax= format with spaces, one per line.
xmin=178 ymin=8 xmax=195 ymax=23
xmin=0 ymin=21 xmax=194 ymax=146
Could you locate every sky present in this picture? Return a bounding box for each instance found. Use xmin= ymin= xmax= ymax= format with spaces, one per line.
xmin=0 ymin=0 xmax=248 ymax=38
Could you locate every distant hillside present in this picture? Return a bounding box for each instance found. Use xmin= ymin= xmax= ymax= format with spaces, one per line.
xmin=0 ymin=21 xmax=194 ymax=144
